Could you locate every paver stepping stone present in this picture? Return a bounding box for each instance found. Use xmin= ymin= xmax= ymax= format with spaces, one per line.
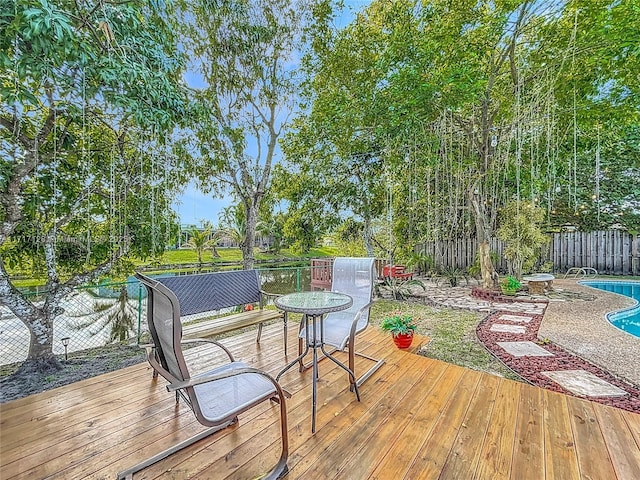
xmin=490 ymin=324 xmax=527 ymax=334
xmin=542 ymin=370 xmax=627 ymax=397
xmin=497 ymin=341 xmax=554 ymax=357
xmin=498 ymin=314 xmax=533 ymax=323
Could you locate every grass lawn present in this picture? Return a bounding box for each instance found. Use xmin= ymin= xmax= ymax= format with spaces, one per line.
xmin=370 ymin=300 xmax=522 ymax=381
xmin=157 ymin=246 xmax=339 ymax=264
xmin=9 ymin=246 xmax=340 ymax=288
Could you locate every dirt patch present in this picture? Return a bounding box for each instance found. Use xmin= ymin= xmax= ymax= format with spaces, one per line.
xmin=0 ymin=344 xmax=146 ymax=403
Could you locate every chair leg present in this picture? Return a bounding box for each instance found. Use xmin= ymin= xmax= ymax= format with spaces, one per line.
xmin=256 ymin=322 xmax=263 ymax=343
xmin=283 ymin=312 xmax=288 ymax=355
xmin=116 ymin=420 xmax=236 ymax=480
xmin=347 ymin=338 xmax=385 ymax=391
xmin=264 ymin=384 xmax=289 ymax=480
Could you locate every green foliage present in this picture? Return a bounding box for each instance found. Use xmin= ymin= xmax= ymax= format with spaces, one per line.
xmin=377 ymin=277 xmax=425 ymax=301
xmin=497 ymin=202 xmax=549 ymax=278
xmin=281 ymin=207 xmax=323 ymax=255
xmin=176 ymin=0 xmax=308 ymax=268
xmin=185 ymin=227 xmax=214 ymax=271
xmin=403 ymin=251 xmax=433 ymax=276
xmin=331 ymin=218 xmax=366 ymax=256
xmin=500 ymin=275 xmax=521 ymax=292
xmin=441 ymin=266 xmax=466 ymax=287
xmin=287 ymin=0 xmax=640 ymax=276
xmin=380 ymin=314 xmax=417 ymax=337
xmin=1 ymin=0 xmax=192 ymax=363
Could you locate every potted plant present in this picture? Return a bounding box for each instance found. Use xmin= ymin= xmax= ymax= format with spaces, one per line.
xmin=500 ymin=275 xmax=521 ymax=296
xmin=380 ymin=314 xmax=417 ymax=349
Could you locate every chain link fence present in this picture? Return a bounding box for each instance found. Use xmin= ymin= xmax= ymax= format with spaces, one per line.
xmin=0 ymin=266 xmax=314 ymax=367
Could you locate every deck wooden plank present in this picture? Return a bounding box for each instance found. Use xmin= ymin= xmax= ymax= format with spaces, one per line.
xmin=623 ymin=409 xmax=640 ymax=445
xmin=510 ymin=383 xmax=545 ymax=480
xmin=405 ymin=369 xmax=483 ymax=479
xmin=542 ymin=389 xmax=580 ymax=480
xmin=334 ymin=359 xmax=451 ymax=479
xmin=473 ymin=378 xmax=520 ymax=479
xmin=1 ymin=322 xmax=639 ymax=480
xmin=438 ymin=372 xmax=501 ymax=479
xmin=288 ymin=350 xmax=430 ymax=479
xmin=0 ymin=372 xmax=166 ymax=453
xmin=369 ymin=362 xmax=464 ymax=479
xmin=594 ymin=404 xmax=640 ymax=479
xmin=567 ymin=396 xmax=618 ymax=480
xmin=0 ymin=362 xmax=148 ymax=423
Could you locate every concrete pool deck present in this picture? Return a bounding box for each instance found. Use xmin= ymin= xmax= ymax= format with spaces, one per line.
xmin=538 ymin=278 xmax=639 ymax=386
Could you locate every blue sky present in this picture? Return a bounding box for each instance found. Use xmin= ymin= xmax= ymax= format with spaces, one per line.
xmin=174 ymin=0 xmax=371 ymax=226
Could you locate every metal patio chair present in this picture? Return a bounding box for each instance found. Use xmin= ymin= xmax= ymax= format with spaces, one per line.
xmin=298 ymin=257 xmax=385 ymax=389
xmin=117 ymin=273 xmax=288 ymax=480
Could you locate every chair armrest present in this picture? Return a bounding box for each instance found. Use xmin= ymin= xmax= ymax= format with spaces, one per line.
xmin=259 ymin=290 xmax=285 ymax=311
xmin=167 ymin=366 xmax=286 ymax=401
xmin=180 ymin=338 xmax=235 ymax=362
xmin=260 ymin=289 xmax=283 ymax=300
xmin=348 ymin=300 xmax=376 ymax=338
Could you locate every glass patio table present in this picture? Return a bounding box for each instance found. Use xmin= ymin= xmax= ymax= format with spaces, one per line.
xmin=275 ymin=291 xmax=359 ymax=433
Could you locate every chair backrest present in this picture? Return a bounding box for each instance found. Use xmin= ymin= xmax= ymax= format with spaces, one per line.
xmin=331 ymin=257 xmax=375 ymax=328
xmin=157 ymin=270 xmax=262 ymax=315
xmin=136 ymin=273 xmax=191 ymax=383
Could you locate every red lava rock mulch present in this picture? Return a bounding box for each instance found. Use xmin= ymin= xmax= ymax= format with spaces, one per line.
xmin=477 ymin=309 xmax=640 ymax=414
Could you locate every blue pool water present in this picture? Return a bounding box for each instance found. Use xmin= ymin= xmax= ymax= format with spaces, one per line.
xmin=580 ymin=281 xmax=640 ymax=338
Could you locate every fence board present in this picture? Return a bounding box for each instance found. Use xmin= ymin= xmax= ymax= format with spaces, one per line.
xmin=417 ymin=230 xmax=637 ymax=276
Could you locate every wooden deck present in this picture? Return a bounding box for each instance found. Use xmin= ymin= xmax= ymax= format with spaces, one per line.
xmin=1 ymin=323 xmax=639 ymax=479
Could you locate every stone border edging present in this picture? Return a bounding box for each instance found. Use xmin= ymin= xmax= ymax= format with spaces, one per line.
xmin=476 ymin=308 xmax=640 ymax=413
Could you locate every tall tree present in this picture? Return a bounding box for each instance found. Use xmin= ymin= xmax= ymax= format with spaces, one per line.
xmin=0 ymin=0 xmax=190 ymax=370
xmin=185 ymin=226 xmax=213 ymax=271
xmin=285 ymin=0 xmax=640 ymax=283
xmin=178 ymin=0 xmax=307 ymax=269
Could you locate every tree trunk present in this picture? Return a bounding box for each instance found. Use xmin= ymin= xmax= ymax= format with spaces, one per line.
xmin=242 ymin=201 xmax=259 ymax=270
xmin=0 ymin=289 xmax=61 ymax=371
xmin=26 ymin=314 xmax=61 ymax=370
xmin=469 ymin=185 xmax=496 ymax=289
xmin=363 ymin=215 xmax=374 ymax=257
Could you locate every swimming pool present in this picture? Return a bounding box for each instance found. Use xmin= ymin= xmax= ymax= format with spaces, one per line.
xmin=580 ymin=280 xmax=640 ymax=338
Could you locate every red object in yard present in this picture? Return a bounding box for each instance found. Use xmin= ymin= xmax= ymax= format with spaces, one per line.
xmin=245 ymin=304 xmax=254 ymax=311
xmin=393 ymin=333 xmax=414 ymax=349
xmin=382 ymin=265 xmax=413 ymax=280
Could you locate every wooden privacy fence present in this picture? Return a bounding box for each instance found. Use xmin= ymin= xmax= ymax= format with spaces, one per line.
xmin=416 ymin=230 xmax=640 ymax=276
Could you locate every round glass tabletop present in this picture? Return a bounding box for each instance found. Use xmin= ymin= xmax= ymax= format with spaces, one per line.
xmin=275 ymin=291 xmax=352 ymax=315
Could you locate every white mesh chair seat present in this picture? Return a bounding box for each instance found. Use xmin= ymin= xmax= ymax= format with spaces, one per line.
xmin=193 ymin=361 xmax=276 ymax=422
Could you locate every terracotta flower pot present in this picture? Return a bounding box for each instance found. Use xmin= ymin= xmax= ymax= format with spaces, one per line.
xmin=393 ymin=332 xmax=414 ymax=349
